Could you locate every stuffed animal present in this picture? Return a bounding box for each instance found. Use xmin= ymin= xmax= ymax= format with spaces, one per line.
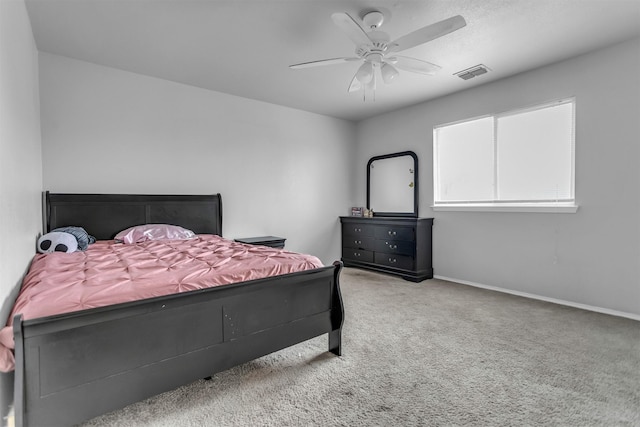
xmin=36 ymin=226 xmax=96 ymax=254
xmin=51 ymin=226 xmax=95 ymax=250
xmin=37 ymin=231 xmax=79 ymax=254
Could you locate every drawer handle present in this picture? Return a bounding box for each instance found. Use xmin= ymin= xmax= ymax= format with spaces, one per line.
xmin=354 ymin=252 xmax=360 ymax=257
xmin=388 ymin=230 xmax=397 ymax=236
xmin=355 ymin=240 xmax=362 ymax=245
xmin=354 ymin=227 xmax=362 ymax=232
xmin=388 ymin=244 xmax=397 ymax=250
xmin=388 ymin=258 xmax=397 ymax=263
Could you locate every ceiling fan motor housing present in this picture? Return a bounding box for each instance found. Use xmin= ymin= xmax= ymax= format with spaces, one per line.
xmin=356 ymin=29 xmax=390 ymax=63
xmin=367 ymin=30 xmax=390 ymax=48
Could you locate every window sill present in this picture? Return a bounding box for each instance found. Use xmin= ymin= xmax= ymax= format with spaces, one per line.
xmin=431 ymin=203 xmax=579 ymax=213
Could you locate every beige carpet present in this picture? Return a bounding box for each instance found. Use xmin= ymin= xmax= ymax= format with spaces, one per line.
xmin=80 ymin=268 xmax=640 ymax=426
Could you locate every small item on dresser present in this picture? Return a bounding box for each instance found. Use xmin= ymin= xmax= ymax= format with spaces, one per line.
xmin=351 ymin=207 xmax=364 ymax=217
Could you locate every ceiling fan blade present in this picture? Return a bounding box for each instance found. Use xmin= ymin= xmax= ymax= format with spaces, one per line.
xmin=389 ymin=56 xmax=442 ymax=75
xmin=289 ymin=57 xmax=360 ymax=69
xmin=388 ymin=15 xmax=466 ymax=53
xmin=331 ymin=12 xmax=372 ymax=47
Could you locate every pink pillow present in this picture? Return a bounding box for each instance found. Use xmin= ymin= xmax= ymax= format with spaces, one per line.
xmin=115 ymin=224 xmax=196 ymax=244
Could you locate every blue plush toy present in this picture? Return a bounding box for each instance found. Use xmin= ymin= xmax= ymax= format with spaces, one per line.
xmin=37 ymin=226 xmax=96 ymax=254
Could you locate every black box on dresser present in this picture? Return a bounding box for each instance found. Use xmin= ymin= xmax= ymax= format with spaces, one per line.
xmin=340 ymin=216 xmax=433 ymax=282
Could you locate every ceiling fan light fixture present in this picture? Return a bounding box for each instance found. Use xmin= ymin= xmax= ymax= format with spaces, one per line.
xmin=381 ymin=63 xmax=399 ymax=83
xmin=355 ymin=61 xmax=374 ymax=83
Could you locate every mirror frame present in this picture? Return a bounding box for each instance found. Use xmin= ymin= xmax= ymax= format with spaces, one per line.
xmin=367 ymin=150 xmax=419 ymax=218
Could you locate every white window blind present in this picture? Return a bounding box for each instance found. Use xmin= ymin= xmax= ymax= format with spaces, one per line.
xmin=434 ymin=116 xmax=494 ymax=202
xmin=433 ymin=99 xmax=576 ymax=211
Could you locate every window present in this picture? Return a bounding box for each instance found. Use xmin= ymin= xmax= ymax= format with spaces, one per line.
xmin=433 ymin=99 xmax=577 ymax=212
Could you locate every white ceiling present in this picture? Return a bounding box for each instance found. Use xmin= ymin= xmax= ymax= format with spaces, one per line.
xmin=25 ymin=0 xmax=640 ymax=122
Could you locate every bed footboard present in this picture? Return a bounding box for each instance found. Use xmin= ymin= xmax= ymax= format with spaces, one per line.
xmin=13 ymin=262 xmax=343 ymax=427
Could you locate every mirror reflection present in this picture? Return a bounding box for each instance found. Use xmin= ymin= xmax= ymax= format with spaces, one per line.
xmin=367 ymin=151 xmax=418 ymax=217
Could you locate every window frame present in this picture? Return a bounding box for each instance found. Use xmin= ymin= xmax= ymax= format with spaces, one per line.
xmin=432 ymin=98 xmax=578 ymax=213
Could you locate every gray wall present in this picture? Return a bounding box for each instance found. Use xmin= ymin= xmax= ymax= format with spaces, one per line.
xmin=355 ymin=37 xmax=640 ymax=317
xmin=39 ymin=53 xmax=356 ymax=264
xmin=0 ymin=0 xmax=43 ymax=414
xmin=0 ymin=0 xmax=43 ymax=340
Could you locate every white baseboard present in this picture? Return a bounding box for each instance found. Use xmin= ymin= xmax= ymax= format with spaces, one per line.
xmin=433 ymin=275 xmax=640 ymax=321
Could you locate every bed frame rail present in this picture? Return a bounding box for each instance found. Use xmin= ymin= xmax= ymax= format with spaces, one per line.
xmin=14 ymin=262 xmax=343 ymax=427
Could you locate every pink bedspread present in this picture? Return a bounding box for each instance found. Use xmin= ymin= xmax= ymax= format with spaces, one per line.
xmin=0 ymin=235 xmax=323 ymax=372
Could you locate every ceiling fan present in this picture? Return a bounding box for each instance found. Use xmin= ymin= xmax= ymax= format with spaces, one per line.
xmin=290 ymin=11 xmax=466 ymax=93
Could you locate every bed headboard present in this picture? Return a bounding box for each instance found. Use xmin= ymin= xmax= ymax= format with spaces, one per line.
xmin=44 ymin=192 xmax=223 ymax=240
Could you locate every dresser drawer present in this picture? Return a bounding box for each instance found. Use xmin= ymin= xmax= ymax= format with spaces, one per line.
xmin=373 ymin=226 xmax=415 ymax=242
xmin=374 ymin=252 xmax=414 ymax=270
xmin=342 ymin=235 xmax=375 ymax=250
xmin=343 ymin=249 xmax=374 ymax=263
xmin=374 ymin=239 xmax=414 ymax=256
xmin=343 ymin=223 xmax=374 ymax=237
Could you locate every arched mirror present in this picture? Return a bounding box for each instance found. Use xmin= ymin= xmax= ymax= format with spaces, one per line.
xmin=367 ymin=151 xmax=418 ymax=217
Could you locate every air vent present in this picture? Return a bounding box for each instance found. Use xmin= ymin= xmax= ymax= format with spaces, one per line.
xmin=454 ymin=64 xmax=490 ymax=80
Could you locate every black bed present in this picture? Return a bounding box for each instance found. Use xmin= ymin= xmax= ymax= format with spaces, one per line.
xmin=11 ymin=192 xmax=344 ymax=427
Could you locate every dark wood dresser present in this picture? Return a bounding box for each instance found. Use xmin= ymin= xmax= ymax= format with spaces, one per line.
xmin=340 ymin=216 xmax=433 ymax=282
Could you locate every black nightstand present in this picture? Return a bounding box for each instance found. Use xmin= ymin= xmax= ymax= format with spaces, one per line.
xmin=234 ymin=236 xmax=286 ymax=249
